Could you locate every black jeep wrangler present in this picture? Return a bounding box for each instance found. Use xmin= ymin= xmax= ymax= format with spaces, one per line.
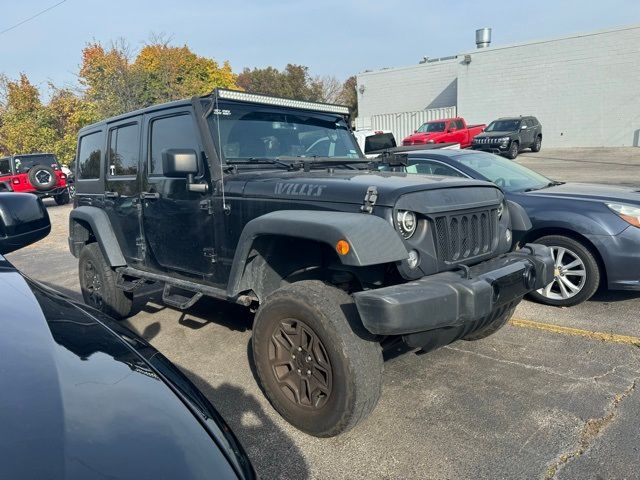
xmin=472 ymin=116 xmax=542 ymax=159
xmin=68 ymin=90 xmax=554 ymax=437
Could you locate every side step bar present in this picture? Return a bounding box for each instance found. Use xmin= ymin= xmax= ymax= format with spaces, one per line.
xmin=115 ymin=266 xmax=253 ymax=309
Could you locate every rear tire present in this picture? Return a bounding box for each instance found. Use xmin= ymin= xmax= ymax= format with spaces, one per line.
xmin=252 ymin=280 xmax=383 ymax=437
xmin=506 ymin=141 xmax=519 ymax=159
xmin=531 ymin=135 xmax=542 ymax=152
xmin=54 ymin=189 xmax=70 ymax=205
xmin=79 ymin=243 xmax=137 ymax=319
xmin=527 ymin=235 xmax=600 ymax=307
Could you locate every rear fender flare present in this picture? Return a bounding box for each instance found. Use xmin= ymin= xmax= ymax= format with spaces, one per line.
xmin=69 ymin=206 xmax=126 ymax=266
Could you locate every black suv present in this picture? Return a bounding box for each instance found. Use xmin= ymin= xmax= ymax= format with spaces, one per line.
xmin=472 ymin=116 xmax=542 ymax=159
xmin=68 ymin=90 xmax=554 ymax=437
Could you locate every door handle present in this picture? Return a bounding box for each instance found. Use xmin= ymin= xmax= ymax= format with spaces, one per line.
xmin=141 ymin=192 xmax=161 ymax=200
xmin=104 ymin=191 xmax=119 ymax=198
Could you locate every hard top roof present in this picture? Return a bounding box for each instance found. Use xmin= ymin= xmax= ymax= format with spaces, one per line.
xmin=78 ymin=88 xmax=351 ymax=134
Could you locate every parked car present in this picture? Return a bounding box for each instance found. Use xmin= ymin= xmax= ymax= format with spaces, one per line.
xmin=402 ymin=117 xmax=486 ymax=148
xmin=0 ymin=192 xmax=255 ymax=480
xmin=382 ymin=148 xmax=640 ymax=307
xmin=472 ymin=116 xmax=542 ymax=159
xmin=68 ymin=89 xmax=554 ymax=437
xmin=0 ymin=153 xmax=70 ymax=204
xmin=353 ymin=129 xmax=397 ymax=157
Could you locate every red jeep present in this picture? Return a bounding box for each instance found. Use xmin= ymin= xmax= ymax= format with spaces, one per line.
xmin=0 ymin=153 xmax=69 ymax=205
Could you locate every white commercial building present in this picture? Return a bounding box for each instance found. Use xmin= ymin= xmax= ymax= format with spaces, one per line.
xmin=356 ymin=24 xmax=640 ymax=147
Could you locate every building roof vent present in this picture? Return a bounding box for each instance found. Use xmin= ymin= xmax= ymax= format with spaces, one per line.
xmin=475 ymin=28 xmax=491 ymax=48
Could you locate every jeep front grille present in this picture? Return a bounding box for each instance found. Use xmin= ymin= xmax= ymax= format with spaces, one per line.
xmin=433 ymin=208 xmax=498 ymax=263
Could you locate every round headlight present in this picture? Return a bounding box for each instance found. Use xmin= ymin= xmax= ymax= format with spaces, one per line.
xmin=396 ymin=210 xmax=417 ymax=239
xmin=497 ymin=201 xmax=505 ymax=219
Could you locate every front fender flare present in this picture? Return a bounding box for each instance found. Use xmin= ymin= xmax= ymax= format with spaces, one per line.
xmin=68 ymin=206 xmax=126 ymax=266
xmin=227 ymin=210 xmax=408 ymax=298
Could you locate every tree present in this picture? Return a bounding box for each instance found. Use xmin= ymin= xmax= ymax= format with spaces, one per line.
xmin=134 ymin=42 xmax=236 ymax=105
xmin=78 ymin=39 xmax=238 ymax=119
xmin=338 ymin=75 xmax=358 ymax=117
xmin=0 ymin=74 xmax=57 ymax=156
xmin=78 ymin=40 xmax=145 ymax=119
xmin=236 ymin=64 xmax=323 ymax=101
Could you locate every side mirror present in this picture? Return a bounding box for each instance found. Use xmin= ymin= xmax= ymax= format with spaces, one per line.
xmin=161 ymin=149 xmax=208 ymax=193
xmin=0 ymin=193 xmax=51 ymax=255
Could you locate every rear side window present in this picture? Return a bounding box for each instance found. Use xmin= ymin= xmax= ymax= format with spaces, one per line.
xmin=150 ymin=114 xmax=199 ymax=175
xmin=0 ymin=158 xmax=10 ymax=176
xmin=108 ymin=123 xmax=140 ymax=176
xmin=77 ymin=132 xmax=103 ymax=179
xmin=455 ymin=119 xmax=465 ymax=130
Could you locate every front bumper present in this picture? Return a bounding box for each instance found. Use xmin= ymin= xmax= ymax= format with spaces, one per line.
xmin=353 ymin=243 xmax=554 ymax=335
xmin=586 ymin=226 xmax=640 ymax=291
xmin=471 ymin=143 xmax=509 ymax=153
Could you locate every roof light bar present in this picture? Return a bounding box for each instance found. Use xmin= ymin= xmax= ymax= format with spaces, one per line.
xmin=214 ymin=89 xmax=350 ymax=115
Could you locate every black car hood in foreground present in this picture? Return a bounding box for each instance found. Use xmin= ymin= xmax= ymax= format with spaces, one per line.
xmin=0 ymin=258 xmax=254 ymax=480
xmin=526 ymin=182 xmax=640 ymax=205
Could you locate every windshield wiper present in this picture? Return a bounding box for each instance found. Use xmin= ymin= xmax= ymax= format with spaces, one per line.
xmin=224 ymin=157 xmax=296 ymax=170
xmin=278 ymin=156 xmax=369 ymax=171
xmin=524 ymin=181 xmax=564 ymax=192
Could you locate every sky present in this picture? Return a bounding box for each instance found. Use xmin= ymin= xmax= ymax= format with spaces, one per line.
xmin=1 ymin=0 xmax=639 ymax=96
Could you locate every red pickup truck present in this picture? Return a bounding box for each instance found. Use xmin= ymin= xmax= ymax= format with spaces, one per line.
xmin=402 ymin=117 xmax=486 ymax=148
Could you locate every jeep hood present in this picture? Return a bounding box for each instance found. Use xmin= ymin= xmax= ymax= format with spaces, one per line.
xmin=233 ymin=170 xmax=498 ymax=207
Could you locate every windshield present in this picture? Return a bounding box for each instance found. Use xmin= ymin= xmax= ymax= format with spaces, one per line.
xmin=13 ymin=154 xmax=59 ymax=174
xmin=417 ymin=122 xmax=446 ymax=133
xmin=485 ymin=120 xmax=520 ymax=132
xmin=453 ymin=152 xmax=551 ymax=192
xmin=206 ymin=101 xmax=362 ymax=164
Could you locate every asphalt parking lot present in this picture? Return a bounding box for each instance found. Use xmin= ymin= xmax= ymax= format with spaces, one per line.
xmin=7 ymin=147 xmax=640 ymax=480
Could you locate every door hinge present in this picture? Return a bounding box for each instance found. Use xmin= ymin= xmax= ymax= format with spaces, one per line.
xmin=203 ymin=247 xmax=217 ymax=263
xmin=361 ymin=186 xmax=378 ymax=214
xmin=199 ymin=198 xmax=214 ymax=215
xmin=135 ymin=236 xmax=146 ymax=257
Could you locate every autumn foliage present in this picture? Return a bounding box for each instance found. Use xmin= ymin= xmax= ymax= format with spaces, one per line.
xmin=0 ymin=40 xmax=238 ymax=161
xmin=0 ymin=39 xmax=356 ymax=162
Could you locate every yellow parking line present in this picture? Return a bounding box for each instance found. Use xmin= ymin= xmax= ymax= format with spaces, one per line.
xmin=509 ymin=318 xmax=640 ymax=347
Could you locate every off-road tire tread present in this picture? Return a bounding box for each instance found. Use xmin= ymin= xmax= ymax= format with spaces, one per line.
xmin=252 ymin=280 xmax=383 ymax=437
xmin=79 ymin=243 xmax=136 ymax=319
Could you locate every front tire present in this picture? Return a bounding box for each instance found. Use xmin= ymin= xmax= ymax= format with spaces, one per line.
xmin=527 ymin=235 xmax=600 ymax=307
xmin=252 ymin=280 xmax=383 ymax=437
xmin=79 ymin=243 xmax=137 ymax=319
xmin=506 ymin=141 xmax=519 ymax=159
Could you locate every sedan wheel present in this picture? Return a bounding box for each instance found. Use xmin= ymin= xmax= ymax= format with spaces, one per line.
xmin=539 ymin=246 xmax=586 ymax=301
xmin=527 ymin=235 xmax=601 ymax=307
